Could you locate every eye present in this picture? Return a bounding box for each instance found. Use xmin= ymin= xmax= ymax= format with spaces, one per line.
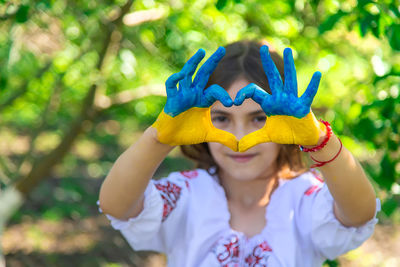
xmin=253 ymin=115 xmax=266 ymax=123
xmin=212 ymin=115 xmax=229 ymax=124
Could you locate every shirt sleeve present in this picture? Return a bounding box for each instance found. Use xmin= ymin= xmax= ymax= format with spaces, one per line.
xmin=97 ymin=171 xmax=191 ymax=254
xmin=309 ymin=184 xmax=380 ymax=260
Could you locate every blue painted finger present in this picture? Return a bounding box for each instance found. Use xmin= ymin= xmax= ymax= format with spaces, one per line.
xmin=283 ymin=48 xmax=298 ymax=96
xmin=181 ymin=48 xmax=206 ymax=75
xmin=204 ymin=84 xmax=233 ymax=107
xmin=193 ymin=47 xmax=226 ymax=90
xmin=260 ymin=45 xmax=283 ymax=95
xmin=233 ymin=84 xmax=254 ymax=106
xmin=166 ymin=72 xmax=185 ymax=97
xmin=179 ymin=48 xmax=206 ymax=91
xmin=300 ymin=71 xmax=321 ymax=108
xmin=233 ymin=83 xmax=267 ymax=106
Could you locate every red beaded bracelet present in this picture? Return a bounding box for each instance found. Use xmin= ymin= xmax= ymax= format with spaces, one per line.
xmin=310 ymin=137 xmax=343 ymax=168
xmin=299 ymin=120 xmax=332 ymax=152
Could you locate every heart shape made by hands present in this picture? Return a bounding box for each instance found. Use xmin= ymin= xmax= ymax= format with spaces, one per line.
xmin=153 ymin=93 xmax=325 ymax=152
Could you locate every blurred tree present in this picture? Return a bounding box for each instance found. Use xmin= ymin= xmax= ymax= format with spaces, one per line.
xmin=317 ymin=0 xmax=400 ymax=217
xmin=0 ymin=0 xmax=399 ymax=265
xmin=0 ymin=0 xmax=140 ymax=262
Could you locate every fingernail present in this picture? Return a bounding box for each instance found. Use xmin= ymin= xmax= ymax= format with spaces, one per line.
xmin=284 ymin=47 xmax=292 ymax=55
xmin=197 ymin=48 xmax=206 ymax=56
xmin=217 ymin=46 xmax=226 ymax=57
xmin=260 ymin=45 xmax=269 ymax=54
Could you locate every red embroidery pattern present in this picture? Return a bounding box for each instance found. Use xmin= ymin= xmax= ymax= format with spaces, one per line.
xmin=244 ymin=241 xmax=272 ymax=267
xmin=180 ymin=170 xmax=199 ymax=179
xmin=305 ymin=169 xmax=324 ymax=196
xmin=304 ymin=185 xmax=321 ymax=196
xmin=213 ymin=234 xmax=241 ymax=266
xmin=154 ymin=181 xmax=182 ymax=222
xmin=310 ymin=168 xmax=324 ymax=183
xmin=185 ymin=180 xmax=190 ymax=190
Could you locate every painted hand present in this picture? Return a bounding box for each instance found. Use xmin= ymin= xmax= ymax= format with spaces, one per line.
xmin=152 ymin=47 xmax=238 ymax=151
xmin=234 ymin=46 xmax=326 ymax=152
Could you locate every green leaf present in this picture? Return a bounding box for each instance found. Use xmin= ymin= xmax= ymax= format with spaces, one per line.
xmin=356 ymin=118 xmax=376 ymax=140
xmin=370 ymin=15 xmax=380 ymax=38
xmin=379 ymin=154 xmax=396 ymax=190
xmin=386 ymin=23 xmax=400 ymax=51
xmin=372 ymin=71 xmax=400 ymax=85
xmin=15 ymin=5 xmax=29 ymax=23
xmin=323 ymin=259 xmax=339 ymax=267
xmin=389 ymin=3 xmax=400 ymax=18
xmin=0 ymin=76 xmax=7 ymax=89
xmin=36 ymin=0 xmax=52 ymax=9
xmin=359 ymin=14 xmax=373 ymax=37
xmin=310 ymin=0 xmax=321 ymax=11
xmin=381 ymin=197 xmax=398 ymax=216
xmin=382 ymin=98 xmax=395 ymax=119
xmin=318 ymin=10 xmax=348 ymax=34
xmin=216 ymin=0 xmax=228 ymax=10
xmin=357 ymin=0 xmax=374 ymax=8
xmin=388 ymin=139 xmax=398 ymax=151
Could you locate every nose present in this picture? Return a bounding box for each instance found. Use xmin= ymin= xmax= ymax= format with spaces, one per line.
xmin=230 ymin=122 xmax=253 ymax=140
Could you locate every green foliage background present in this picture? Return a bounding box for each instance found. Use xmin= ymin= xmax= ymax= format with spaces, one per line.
xmin=0 ymin=0 xmax=399 ymax=264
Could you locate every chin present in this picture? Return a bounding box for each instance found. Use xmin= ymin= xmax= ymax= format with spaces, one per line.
xmin=221 ymin=167 xmax=261 ymax=181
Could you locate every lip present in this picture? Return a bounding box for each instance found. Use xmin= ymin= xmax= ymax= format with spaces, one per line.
xmin=229 ymin=154 xmax=257 ymax=163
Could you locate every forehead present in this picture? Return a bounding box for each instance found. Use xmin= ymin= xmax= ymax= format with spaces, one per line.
xmin=211 ymin=78 xmax=262 ymax=113
xmin=226 ymin=78 xmax=250 ymax=98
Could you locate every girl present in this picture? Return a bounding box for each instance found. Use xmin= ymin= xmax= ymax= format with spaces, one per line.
xmin=98 ymin=40 xmax=379 ymax=266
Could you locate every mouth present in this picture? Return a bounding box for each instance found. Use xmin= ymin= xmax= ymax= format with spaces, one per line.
xmin=228 ymin=153 xmax=257 ymax=163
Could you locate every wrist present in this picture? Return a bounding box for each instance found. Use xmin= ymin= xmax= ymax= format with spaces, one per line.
xmin=303 ymin=129 xmax=326 ymax=148
xmin=144 ymin=126 xmax=176 ymax=149
xmin=300 ymin=120 xmax=331 ymax=151
xmin=308 ymin=134 xmax=343 ymax=166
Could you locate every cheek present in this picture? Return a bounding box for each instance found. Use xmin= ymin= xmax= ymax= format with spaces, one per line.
xmin=208 ymin=142 xmax=223 ymax=155
xmin=258 ymin=143 xmax=281 ymax=160
xmin=208 ymin=142 xmax=226 ymax=163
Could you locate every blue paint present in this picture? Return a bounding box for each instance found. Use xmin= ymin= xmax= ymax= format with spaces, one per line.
xmin=164 ymin=47 xmax=233 ymax=117
xmin=234 ymin=46 xmax=321 ymax=119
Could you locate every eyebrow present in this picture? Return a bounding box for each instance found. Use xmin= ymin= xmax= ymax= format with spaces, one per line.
xmin=210 ymin=109 xmax=265 ymax=116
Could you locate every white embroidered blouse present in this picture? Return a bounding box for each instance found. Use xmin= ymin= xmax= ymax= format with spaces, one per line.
xmin=98 ymin=168 xmax=380 ymax=267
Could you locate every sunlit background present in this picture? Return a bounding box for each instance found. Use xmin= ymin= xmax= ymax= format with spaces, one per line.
xmin=0 ymin=0 xmax=399 ymax=266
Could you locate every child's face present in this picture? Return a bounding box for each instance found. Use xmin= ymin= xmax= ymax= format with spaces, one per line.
xmin=208 ymin=78 xmax=281 ymax=182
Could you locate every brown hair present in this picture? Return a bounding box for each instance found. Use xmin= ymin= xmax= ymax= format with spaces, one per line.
xmin=180 ymin=40 xmax=308 ymax=179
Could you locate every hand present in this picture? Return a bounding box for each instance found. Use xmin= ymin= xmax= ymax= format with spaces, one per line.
xmin=234 ymin=46 xmax=326 ymax=152
xmin=152 ymin=47 xmax=238 ymax=151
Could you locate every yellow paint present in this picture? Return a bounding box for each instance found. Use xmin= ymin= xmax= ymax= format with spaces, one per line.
xmin=153 ymin=108 xmax=326 ymax=153
xmin=152 ymin=108 xmax=238 ymax=151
